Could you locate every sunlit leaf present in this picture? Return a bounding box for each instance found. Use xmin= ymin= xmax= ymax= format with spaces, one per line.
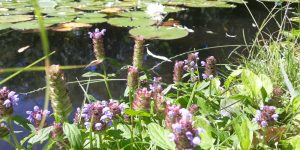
xmin=148 ymin=123 xmax=175 ymax=150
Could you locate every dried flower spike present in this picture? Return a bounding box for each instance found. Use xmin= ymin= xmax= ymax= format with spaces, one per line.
xmin=49 ymin=65 xmax=73 ymax=121
xmin=132 ymin=36 xmax=145 ymax=69
xmin=173 ymin=61 xmax=184 ymax=83
xmin=202 ymin=56 xmax=217 ymax=80
xmin=0 ymin=87 xmax=19 ymax=117
xmin=254 ymin=106 xmax=278 ymax=127
xmin=88 ymin=28 xmax=106 ymax=61
xmin=127 ymin=66 xmax=139 ymax=90
xmin=132 ymin=88 xmax=152 ymax=111
xmin=26 ymin=106 xmax=50 ymax=129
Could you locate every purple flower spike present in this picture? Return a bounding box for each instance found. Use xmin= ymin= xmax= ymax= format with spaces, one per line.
xmin=88 ymin=28 xmax=106 ymax=40
xmin=192 ymin=137 xmax=201 ymax=145
xmin=26 ymin=105 xmax=51 ymax=129
xmin=254 ymin=105 xmax=278 ymax=127
xmin=0 ymin=87 xmax=19 ymax=117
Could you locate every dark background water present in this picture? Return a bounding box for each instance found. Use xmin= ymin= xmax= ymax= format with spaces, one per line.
xmin=0 ymin=1 xmax=286 ymax=149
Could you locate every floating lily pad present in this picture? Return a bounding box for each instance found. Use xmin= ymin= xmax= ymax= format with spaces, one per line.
xmin=0 ymin=23 xmax=11 ymax=30
xmin=119 ymin=11 xmax=149 ymax=18
xmin=44 ymin=17 xmax=75 ymax=24
xmin=46 ymin=11 xmax=81 ymax=17
xmin=39 ymin=0 xmax=57 ymax=8
xmin=11 ymin=20 xmax=53 ymax=30
xmin=129 ymin=26 xmax=189 ymax=40
xmin=164 ymin=6 xmax=185 ymax=13
xmin=101 ymin=7 xmax=122 ymax=14
xmin=0 ymin=15 xmax=33 ymax=23
xmin=108 ymin=17 xmax=155 ymax=27
xmin=75 ymin=17 xmax=107 ymax=24
xmin=50 ymin=22 xmax=92 ymax=32
xmin=78 ymin=13 xmax=107 ymax=18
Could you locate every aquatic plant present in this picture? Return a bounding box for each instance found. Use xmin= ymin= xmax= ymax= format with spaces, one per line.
xmin=145 ymin=3 xmax=166 ymax=24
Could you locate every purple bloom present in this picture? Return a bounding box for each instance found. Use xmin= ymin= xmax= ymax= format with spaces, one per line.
xmin=200 ymin=61 xmax=206 ymax=67
xmin=192 ymin=137 xmax=201 ymax=145
xmin=183 ymin=53 xmax=199 ymax=72
xmin=186 ymin=131 xmax=193 ymax=140
xmin=88 ymin=28 xmax=106 ymax=40
xmin=26 ymin=106 xmax=50 ymax=128
xmin=254 ymin=105 xmax=278 ymax=127
xmin=95 ymin=123 xmax=102 ymax=130
xmin=172 ymin=123 xmax=182 ymax=133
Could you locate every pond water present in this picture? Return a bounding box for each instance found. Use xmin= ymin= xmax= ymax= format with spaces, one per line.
xmin=0 ymin=1 xmax=281 ymax=149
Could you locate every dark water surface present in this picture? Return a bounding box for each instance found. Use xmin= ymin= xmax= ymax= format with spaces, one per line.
xmin=0 ymin=2 xmax=281 ymax=149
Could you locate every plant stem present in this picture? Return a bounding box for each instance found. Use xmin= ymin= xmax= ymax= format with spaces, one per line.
xmin=129 ymin=89 xmax=134 ymax=150
xmin=8 ymin=120 xmax=22 ymax=149
xmin=101 ymin=63 xmax=112 ymax=99
xmin=187 ymin=83 xmax=197 ymax=108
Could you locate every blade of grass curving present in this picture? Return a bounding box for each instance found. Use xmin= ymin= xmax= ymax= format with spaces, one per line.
xmin=0 ymin=65 xmax=86 ymax=73
xmin=0 ymin=51 xmax=55 ymax=85
xmin=279 ymin=60 xmax=298 ymax=101
xmin=32 ymin=0 xmax=51 ymax=129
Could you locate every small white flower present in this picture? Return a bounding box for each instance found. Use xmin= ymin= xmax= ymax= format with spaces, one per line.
xmin=145 ymin=3 xmax=165 ymax=22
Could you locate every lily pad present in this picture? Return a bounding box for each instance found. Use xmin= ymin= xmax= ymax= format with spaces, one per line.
xmin=44 ymin=17 xmax=75 ymax=24
xmin=108 ymin=17 xmax=155 ymax=27
xmin=0 ymin=15 xmax=33 ymax=23
xmin=75 ymin=17 xmax=107 ymax=24
xmin=129 ymin=26 xmax=189 ymax=40
xmin=78 ymin=13 xmax=107 ymax=18
xmin=119 ymin=11 xmax=149 ymax=18
xmin=46 ymin=11 xmax=81 ymax=17
xmin=0 ymin=23 xmax=11 ymax=30
xmin=164 ymin=6 xmax=185 ymax=13
xmin=50 ymin=22 xmax=92 ymax=32
xmin=11 ymin=20 xmax=53 ymax=30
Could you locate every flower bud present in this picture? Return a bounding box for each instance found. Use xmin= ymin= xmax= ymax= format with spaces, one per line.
xmin=132 ymin=88 xmax=152 ymax=111
xmin=132 ymin=36 xmax=145 ymax=69
xmin=0 ymin=123 xmax=9 ymax=138
xmin=173 ymin=61 xmax=184 ymax=83
xmin=48 ymin=65 xmax=73 ymax=121
xmin=127 ymin=66 xmax=139 ymax=90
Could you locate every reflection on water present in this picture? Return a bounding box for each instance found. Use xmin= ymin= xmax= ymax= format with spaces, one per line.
xmin=0 ymin=2 xmax=279 ymax=149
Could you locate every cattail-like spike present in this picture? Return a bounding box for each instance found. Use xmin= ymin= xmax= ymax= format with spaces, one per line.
xmin=132 ymin=36 xmax=145 ymax=69
xmin=0 ymin=87 xmax=19 ymax=117
xmin=127 ymin=66 xmax=139 ymax=90
xmin=202 ymin=56 xmax=217 ymax=79
xmin=173 ymin=61 xmax=184 ymax=83
xmin=132 ymin=88 xmax=152 ymax=111
xmin=49 ymin=65 xmax=73 ymax=121
xmin=88 ymin=28 xmax=106 ymax=61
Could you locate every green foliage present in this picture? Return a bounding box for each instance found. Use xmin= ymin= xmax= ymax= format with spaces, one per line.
xmin=63 ymin=123 xmax=83 ymax=150
xmin=147 ymin=123 xmax=176 ymax=150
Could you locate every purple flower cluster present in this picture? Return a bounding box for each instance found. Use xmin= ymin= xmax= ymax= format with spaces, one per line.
xmin=173 ymin=61 xmax=184 ymax=83
xmin=201 ymin=56 xmax=217 ymax=80
xmin=150 ymin=77 xmax=165 ymax=112
xmin=133 ymin=88 xmax=152 ymax=111
xmin=0 ymin=87 xmax=19 ymax=108
xmin=76 ymin=100 xmax=127 ymax=131
xmin=26 ymin=106 xmax=51 ymax=128
xmin=88 ymin=28 xmax=106 ymax=40
xmin=254 ymin=106 xmax=278 ymax=127
xmin=166 ymin=102 xmax=203 ymax=149
xmin=183 ymin=52 xmax=199 ymax=72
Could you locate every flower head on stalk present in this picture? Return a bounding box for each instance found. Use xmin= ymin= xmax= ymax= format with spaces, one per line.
xmin=132 ymin=88 xmax=152 ymax=111
xmin=150 ymin=77 xmax=165 ymax=113
xmin=88 ymin=28 xmax=106 ymax=40
xmin=0 ymin=123 xmax=9 ymax=138
xmin=51 ymin=122 xmax=69 ymax=150
xmin=75 ymin=100 xmax=127 ymax=131
xmin=26 ymin=106 xmax=50 ymax=129
xmin=254 ymin=106 xmax=278 ymax=127
xmin=173 ymin=61 xmax=184 ymax=83
xmin=166 ymin=104 xmax=204 ymax=149
xmin=0 ymin=87 xmax=19 ymax=117
xmin=202 ymin=56 xmax=217 ymax=80
xmin=183 ymin=52 xmax=199 ymax=72
xmin=127 ymin=66 xmax=139 ymax=90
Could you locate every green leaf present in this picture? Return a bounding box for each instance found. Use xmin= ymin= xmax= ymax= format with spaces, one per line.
xmin=224 ymin=69 xmax=242 ymax=89
xmin=63 ymin=123 xmax=83 ymax=149
xmin=28 ymin=126 xmax=53 ymax=144
xmin=281 ymin=135 xmax=300 ymax=150
xmin=75 ymin=17 xmax=107 ymax=24
xmin=119 ymin=11 xmax=149 ymax=18
xmin=11 ymin=115 xmax=32 ymax=131
xmin=11 ymin=20 xmax=54 ymax=30
xmin=241 ymin=69 xmax=262 ymax=99
xmin=147 ymin=123 xmax=175 ymax=150
xmin=108 ymin=17 xmax=155 ymax=27
xmin=292 ymin=95 xmax=300 ymax=112
xmin=259 ymin=74 xmax=273 ymax=97
xmin=0 ymin=23 xmax=11 ymax=30
xmin=124 ymin=109 xmax=150 ymax=117
xmin=193 ymin=116 xmax=215 ymax=149
xmin=82 ymin=72 xmax=104 ymax=78
xmin=0 ymin=15 xmax=33 ymax=23
xmin=232 ymin=116 xmax=253 ymax=150
xmin=129 ymin=26 xmax=189 ymax=40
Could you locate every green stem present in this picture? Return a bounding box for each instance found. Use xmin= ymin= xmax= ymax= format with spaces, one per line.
xmin=128 ymin=89 xmax=134 ymax=150
xmin=187 ymin=83 xmax=197 ymax=108
xmin=101 ymin=63 xmax=112 ymax=99
xmin=8 ymin=120 xmax=22 ymax=149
